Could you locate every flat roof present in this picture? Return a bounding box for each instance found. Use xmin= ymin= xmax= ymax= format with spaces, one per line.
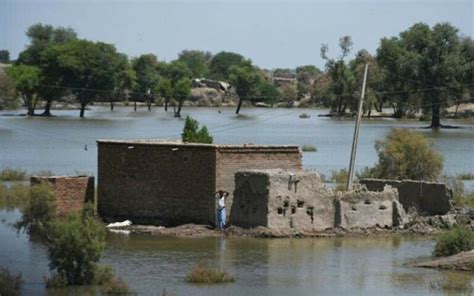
xmin=96 ymin=139 xmax=300 ymax=150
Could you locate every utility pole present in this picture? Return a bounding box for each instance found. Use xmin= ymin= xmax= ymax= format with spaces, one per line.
xmin=346 ymin=63 xmax=369 ymax=191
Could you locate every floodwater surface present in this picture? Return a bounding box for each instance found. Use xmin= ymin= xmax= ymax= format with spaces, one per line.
xmin=1 ymin=209 xmax=473 ymax=296
xmin=0 ymin=106 xmax=473 ymax=178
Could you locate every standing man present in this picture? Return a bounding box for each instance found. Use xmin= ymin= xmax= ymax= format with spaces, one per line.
xmin=216 ymin=190 xmax=229 ymax=230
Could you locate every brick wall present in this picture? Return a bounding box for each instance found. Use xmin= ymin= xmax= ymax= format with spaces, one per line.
xmin=216 ymin=146 xmax=302 ymax=222
xmin=97 ymin=140 xmax=302 ymax=226
xmin=31 ymin=176 xmax=94 ymax=216
xmin=98 ymin=141 xmax=216 ymax=226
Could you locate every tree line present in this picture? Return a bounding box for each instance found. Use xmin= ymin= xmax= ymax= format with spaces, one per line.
xmin=0 ymin=22 xmax=472 ymax=127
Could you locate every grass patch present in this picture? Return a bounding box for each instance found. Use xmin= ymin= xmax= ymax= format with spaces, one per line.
xmin=0 ymin=183 xmax=30 ymax=210
xmin=456 ymin=172 xmax=474 ymax=180
xmin=0 ymin=168 xmax=28 ymax=181
xmin=430 ymin=273 xmax=473 ymax=295
xmin=185 ymin=265 xmax=234 ymax=284
xmin=100 ymin=277 xmax=135 ymax=295
xmin=0 ymin=266 xmax=22 ymax=296
xmin=301 ymin=144 xmax=317 ymax=152
xmin=433 ymin=226 xmax=474 ymax=258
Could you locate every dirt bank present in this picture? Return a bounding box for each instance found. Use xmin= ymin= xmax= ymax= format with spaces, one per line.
xmin=409 ymin=250 xmax=474 ymax=272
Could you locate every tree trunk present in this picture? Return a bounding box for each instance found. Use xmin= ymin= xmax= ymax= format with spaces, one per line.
xmin=80 ymin=105 xmax=86 ymax=118
xmin=110 ymin=101 xmax=114 ymax=111
xmin=236 ymin=98 xmax=243 ymax=114
xmin=42 ymin=99 xmax=52 ymax=116
xmin=164 ymin=99 xmax=168 ymax=111
xmin=147 ymin=100 xmax=151 ymax=111
xmin=430 ymin=97 xmax=441 ymax=128
xmin=134 ymin=101 xmax=137 ymax=111
xmin=175 ymin=98 xmax=183 ymax=117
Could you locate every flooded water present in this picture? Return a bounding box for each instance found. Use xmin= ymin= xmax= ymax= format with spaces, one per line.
xmin=1 ymin=107 xmax=473 ymax=295
xmin=0 ymin=106 xmax=473 ymax=178
xmin=1 ymin=209 xmax=473 ymax=296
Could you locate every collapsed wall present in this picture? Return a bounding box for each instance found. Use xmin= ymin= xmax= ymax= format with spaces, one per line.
xmin=30 ymin=175 xmax=95 ymax=215
xmin=231 ymin=169 xmax=407 ymax=230
xmin=359 ymin=179 xmax=452 ymax=215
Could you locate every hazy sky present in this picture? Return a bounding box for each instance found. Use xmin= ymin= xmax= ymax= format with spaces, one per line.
xmin=1 ymin=0 xmax=472 ymax=69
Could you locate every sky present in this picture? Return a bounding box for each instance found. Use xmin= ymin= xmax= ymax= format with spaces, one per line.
xmin=1 ymin=0 xmax=472 ymax=69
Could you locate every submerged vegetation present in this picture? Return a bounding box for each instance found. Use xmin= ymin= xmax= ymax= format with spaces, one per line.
xmin=185 ymin=265 xmax=235 ymax=284
xmin=182 ymin=116 xmax=213 ymax=144
xmin=433 ymin=226 xmax=474 ymax=258
xmin=0 ymin=266 xmax=22 ymax=296
xmin=0 ymin=168 xmax=28 ymax=181
xmin=301 ymin=144 xmax=317 ymax=152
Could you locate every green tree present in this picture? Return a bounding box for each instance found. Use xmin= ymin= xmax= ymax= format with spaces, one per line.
xmin=48 ymin=208 xmax=106 ymax=285
xmin=229 ymin=64 xmax=262 ymax=114
xmin=371 ymin=128 xmax=443 ymax=181
xmin=17 ymin=24 xmax=77 ymax=116
xmin=0 ymin=50 xmax=10 ymax=63
xmin=41 ymin=39 xmax=129 ymax=117
xmin=111 ymin=61 xmax=135 ymax=111
xmin=159 ymin=60 xmax=193 ymax=84
xmin=132 ymin=54 xmax=159 ymax=111
xmin=0 ymin=72 xmax=19 ymax=109
xmin=273 ymin=68 xmax=295 ymax=78
xmin=182 ymin=116 xmax=213 ymax=143
xmin=258 ymin=81 xmax=281 ymax=105
xmin=177 ymin=50 xmax=212 ymax=78
xmin=6 ymin=64 xmax=41 ymax=115
xmin=296 ymin=65 xmax=320 ymax=99
xmin=377 ymin=23 xmax=466 ymax=127
xmin=208 ymin=51 xmax=249 ymax=81
xmin=321 ymin=36 xmax=355 ymax=114
xmin=172 ymin=78 xmax=191 ymax=117
xmin=279 ymin=83 xmax=298 ymax=107
xmin=349 ymin=50 xmax=384 ymax=117
xmin=156 ymin=78 xmax=173 ymax=111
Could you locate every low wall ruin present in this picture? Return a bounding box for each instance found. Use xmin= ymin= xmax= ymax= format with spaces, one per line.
xmin=31 ymin=176 xmax=95 ymax=215
xmin=231 ymin=170 xmax=407 ymax=230
xmin=359 ymin=179 xmax=452 ymax=215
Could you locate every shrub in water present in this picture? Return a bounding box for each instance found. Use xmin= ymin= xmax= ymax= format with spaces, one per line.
xmin=48 ymin=207 xmax=106 ymax=285
xmin=100 ymin=277 xmax=135 ymax=295
xmin=0 ymin=168 xmax=28 ymax=181
xmin=433 ymin=226 xmax=474 ymax=257
xmin=15 ymin=184 xmax=56 ymax=236
xmin=0 ymin=267 xmax=22 ymax=296
xmin=185 ymin=265 xmax=234 ymax=284
xmin=301 ymin=144 xmax=317 ymax=152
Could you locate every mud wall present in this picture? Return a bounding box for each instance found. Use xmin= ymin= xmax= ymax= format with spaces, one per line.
xmin=31 ymin=176 xmax=94 ymax=216
xmin=231 ymin=170 xmax=407 ymax=230
xmin=359 ymin=179 xmax=452 ymax=215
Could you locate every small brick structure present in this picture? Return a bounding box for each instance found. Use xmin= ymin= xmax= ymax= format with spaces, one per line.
xmin=359 ymin=179 xmax=453 ymax=215
xmin=30 ymin=176 xmax=95 ymax=216
xmin=231 ymin=169 xmax=407 ymax=230
xmin=97 ymin=140 xmax=302 ymax=226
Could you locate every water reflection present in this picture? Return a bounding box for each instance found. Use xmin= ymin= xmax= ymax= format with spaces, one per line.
xmin=1 ymin=211 xmax=474 ymax=295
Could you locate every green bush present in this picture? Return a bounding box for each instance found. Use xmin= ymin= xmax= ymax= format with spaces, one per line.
xmin=433 ymin=226 xmax=474 ymax=257
xmin=0 ymin=168 xmax=28 ymax=181
xmin=330 ymin=169 xmax=348 ymax=192
xmin=15 ymin=184 xmax=56 ymax=236
xmin=182 ymin=116 xmax=213 ymax=144
xmin=92 ymin=264 xmax=115 ymax=285
xmin=301 ymin=144 xmax=317 ymax=152
xmin=45 ymin=273 xmax=67 ymax=288
xmin=48 ymin=208 xmax=106 ymax=285
xmin=185 ymin=265 xmax=234 ymax=284
xmin=0 ymin=267 xmax=22 ymax=296
xmin=373 ymin=128 xmax=443 ymax=181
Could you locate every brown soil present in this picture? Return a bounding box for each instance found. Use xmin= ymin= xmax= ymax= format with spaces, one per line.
xmin=409 ymin=250 xmax=474 ymax=271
